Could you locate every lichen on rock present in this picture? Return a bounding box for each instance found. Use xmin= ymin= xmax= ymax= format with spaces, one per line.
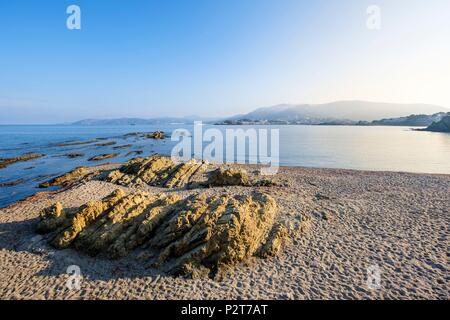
xmin=37 ymin=188 xmax=285 ymax=277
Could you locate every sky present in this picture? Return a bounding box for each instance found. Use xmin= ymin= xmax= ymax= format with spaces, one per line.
xmin=0 ymin=0 xmax=450 ymax=124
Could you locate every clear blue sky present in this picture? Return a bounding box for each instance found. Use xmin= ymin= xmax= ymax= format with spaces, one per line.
xmin=1 ymin=0 xmax=449 ymax=124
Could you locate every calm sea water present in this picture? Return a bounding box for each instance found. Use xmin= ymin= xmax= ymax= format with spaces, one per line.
xmin=1 ymin=124 xmax=449 ymax=208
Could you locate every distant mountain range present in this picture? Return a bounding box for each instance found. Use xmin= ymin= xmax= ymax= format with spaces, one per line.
xmin=71 ymin=101 xmax=450 ymax=127
xmin=218 ymin=101 xmax=449 ymax=125
xmin=72 ymin=116 xmax=219 ymax=126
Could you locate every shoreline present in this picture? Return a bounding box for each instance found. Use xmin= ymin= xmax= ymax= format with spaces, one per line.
xmin=2 ymin=163 xmax=450 ymax=211
xmin=0 ymin=162 xmax=449 ymax=299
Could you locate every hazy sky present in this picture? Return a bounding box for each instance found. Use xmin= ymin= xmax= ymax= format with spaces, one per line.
xmin=1 ymin=0 xmax=450 ymax=124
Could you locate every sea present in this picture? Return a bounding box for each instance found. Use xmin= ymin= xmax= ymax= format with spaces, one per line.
xmin=1 ymin=124 xmax=449 ymax=208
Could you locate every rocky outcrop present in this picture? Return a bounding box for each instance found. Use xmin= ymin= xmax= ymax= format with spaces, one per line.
xmin=0 ymin=154 xmax=44 ymax=169
xmin=104 ymin=155 xmax=208 ymax=188
xmin=103 ymin=155 xmax=277 ymax=189
xmin=422 ymin=116 xmax=450 ymax=132
xmin=88 ymin=153 xmax=119 ymax=161
xmin=38 ymin=167 xmax=89 ymax=188
xmin=37 ymin=189 xmax=284 ymax=277
xmin=37 ymin=202 xmax=68 ymax=233
xmin=206 ymin=167 xmax=250 ymax=186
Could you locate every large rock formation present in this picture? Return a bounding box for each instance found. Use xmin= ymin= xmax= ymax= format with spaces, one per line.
xmin=104 ymin=155 xmax=209 ymax=188
xmin=37 ymin=189 xmax=284 ymax=277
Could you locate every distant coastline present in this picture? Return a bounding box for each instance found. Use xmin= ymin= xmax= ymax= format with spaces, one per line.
xmin=214 ymin=112 xmax=450 ymax=128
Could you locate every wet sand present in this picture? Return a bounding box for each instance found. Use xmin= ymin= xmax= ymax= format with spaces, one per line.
xmin=0 ymin=165 xmax=448 ymax=299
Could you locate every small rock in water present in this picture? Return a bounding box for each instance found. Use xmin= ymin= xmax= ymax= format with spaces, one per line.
xmin=95 ymin=141 xmax=117 ymax=147
xmin=0 ymin=153 xmax=44 ymax=169
xmin=0 ymin=178 xmax=26 ymax=187
xmin=61 ymin=153 xmax=85 ymax=158
xmin=125 ymin=150 xmax=143 ymax=157
xmin=88 ymin=153 xmax=119 ymax=161
xmin=146 ymin=131 xmax=165 ymax=139
xmin=113 ymin=144 xmax=133 ymax=150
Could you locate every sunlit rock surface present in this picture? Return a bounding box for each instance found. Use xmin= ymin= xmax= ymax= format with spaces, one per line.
xmin=104 ymin=155 xmax=209 ymax=188
xmin=37 ymin=189 xmax=284 ymax=277
xmin=39 ymin=167 xmax=89 ymax=188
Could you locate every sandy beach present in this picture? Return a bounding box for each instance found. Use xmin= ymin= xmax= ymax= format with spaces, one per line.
xmin=0 ymin=164 xmax=448 ymax=300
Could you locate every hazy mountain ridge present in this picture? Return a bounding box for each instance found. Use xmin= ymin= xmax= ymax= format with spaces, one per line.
xmin=224 ymin=101 xmax=449 ymax=124
xmin=71 ymin=101 xmax=450 ymax=127
xmin=72 ymin=116 xmax=220 ymax=126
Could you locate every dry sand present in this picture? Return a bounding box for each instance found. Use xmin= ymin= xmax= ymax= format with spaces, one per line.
xmin=0 ymin=166 xmax=448 ymax=300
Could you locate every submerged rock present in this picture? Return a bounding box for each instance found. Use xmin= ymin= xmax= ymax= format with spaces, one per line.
xmin=38 ymin=167 xmax=89 ymax=188
xmin=0 ymin=178 xmax=26 ymax=187
xmin=62 ymin=153 xmax=85 ymax=158
xmin=104 ymin=155 xmax=208 ymax=188
xmin=37 ymin=189 xmax=283 ymax=277
xmin=88 ymin=153 xmax=120 ymax=161
xmin=0 ymin=154 xmax=44 ymax=169
xmin=113 ymin=144 xmax=133 ymax=150
xmin=95 ymin=141 xmax=117 ymax=147
xmin=125 ymin=150 xmax=143 ymax=157
xmin=56 ymin=139 xmax=98 ymax=147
